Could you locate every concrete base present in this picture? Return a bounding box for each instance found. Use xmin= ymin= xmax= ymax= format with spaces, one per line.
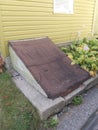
xmin=10 ymin=69 xmax=65 ymax=120
xmin=9 ymin=68 xmax=98 ymax=120
xmin=9 ymin=46 xmax=47 ymax=97
xmin=6 ymin=52 xmax=98 ymax=120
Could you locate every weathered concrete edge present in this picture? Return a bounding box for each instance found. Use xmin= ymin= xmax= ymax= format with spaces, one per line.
xmin=5 ymin=56 xmax=98 ymax=120
xmin=83 ymin=75 xmax=98 ymax=90
xmin=5 ymin=56 xmax=65 ymax=120
xmin=64 ymin=75 xmax=98 ymax=105
xmin=9 ymin=46 xmax=47 ymax=97
xmin=11 ymin=74 xmax=65 ymax=120
xmin=11 ymin=72 xmax=98 ymax=120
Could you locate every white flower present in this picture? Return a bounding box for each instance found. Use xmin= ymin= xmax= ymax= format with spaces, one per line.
xmin=83 ymin=44 xmax=89 ymax=51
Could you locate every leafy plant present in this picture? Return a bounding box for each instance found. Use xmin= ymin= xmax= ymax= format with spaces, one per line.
xmin=72 ymin=95 xmax=83 ymax=105
xmin=61 ymin=38 xmax=98 ymax=76
xmin=43 ymin=117 xmax=58 ymax=129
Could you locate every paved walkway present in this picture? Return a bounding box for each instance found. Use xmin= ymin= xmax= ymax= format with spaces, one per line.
xmin=57 ymin=86 xmax=98 ymax=130
xmin=81 ymin=109 xmax=98 ymax=130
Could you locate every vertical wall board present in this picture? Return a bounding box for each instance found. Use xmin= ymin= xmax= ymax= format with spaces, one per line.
xmin=93 ymin=0 xmax=98 ymax=37
xmin=0 ymin=0 xmax=96 ymax=57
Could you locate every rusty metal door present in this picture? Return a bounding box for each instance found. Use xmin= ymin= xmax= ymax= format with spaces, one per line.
xmin=9 ymin=37 xmax=90 ymax=99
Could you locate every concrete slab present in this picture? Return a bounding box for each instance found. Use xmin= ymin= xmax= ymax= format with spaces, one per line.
xmin=9 ymin=46 xmax=47 ymax=97
xmin=64 ymin=76 xmax=98 ymax=105
xmin=83 ymin=75 xmax=98 ymax=90
xmin=9 ymin=68 xmax=98 ymax=120
xmin=6 ymin=38 xmax=98 ymax=120
xmin=11 ymin=70 xmax=65 ymax=120
xmin=64 ymin=84 xmax=86 ymax=104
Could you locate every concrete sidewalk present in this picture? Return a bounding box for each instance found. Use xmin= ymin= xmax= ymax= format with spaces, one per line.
xmin=57 ymin=86 xmax=98 ymax=130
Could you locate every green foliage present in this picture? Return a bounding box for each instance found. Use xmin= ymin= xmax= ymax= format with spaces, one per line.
xmin=43 ymin=117 xmax=58 ymax=129
xmin=0 ymin=71 xmax=40 ymax=130
xmin=72 ymin=95 xmax=83 ymax=105
xmin=61 ymin=38 xmax=98 ymax=76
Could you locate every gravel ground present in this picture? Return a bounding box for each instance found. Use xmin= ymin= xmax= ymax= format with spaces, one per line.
xmin=57 ymin=86 xmax=98 ymax=130
xmin=93 ymin=124 xmax=98 ymax=130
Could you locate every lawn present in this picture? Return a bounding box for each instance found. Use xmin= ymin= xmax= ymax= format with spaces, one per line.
xmin=0 ymin=71 xmax=41 ymax=130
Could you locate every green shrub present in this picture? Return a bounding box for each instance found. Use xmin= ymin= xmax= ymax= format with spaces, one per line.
xmin=61 ymin=38 xmax=98 ymax=76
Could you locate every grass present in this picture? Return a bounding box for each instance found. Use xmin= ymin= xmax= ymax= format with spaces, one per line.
xmin=0 ymin=71 xmax=41 ymax=130
xmin=72 ymin=95 xmax=83 ymax=105
xmin=43 ymin=117 xmax=58 ymax=129
xmin=0 ymin=71 xmax=58 ymax=130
